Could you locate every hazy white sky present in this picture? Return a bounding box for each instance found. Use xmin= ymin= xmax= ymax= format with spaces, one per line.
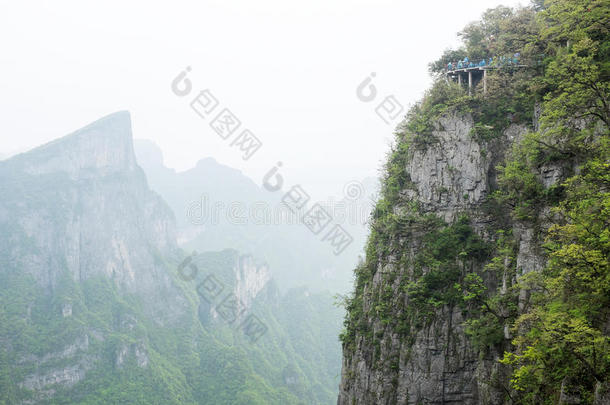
xmin=0 ymin=0 xmax=525 ymax=198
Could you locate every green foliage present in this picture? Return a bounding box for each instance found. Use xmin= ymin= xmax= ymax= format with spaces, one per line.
xmin=493 ymin=1 xmax=610 ymax=402
xmin=340 ymin=213 xmax=493 ymax=352
xmin=0 ymin=249 xmax=343 ymax=404
xmin=495 ymin=132 xmax=547 ymax=221
xmin=429 ymin=6 xmax=541 ymax=139
xmin=343 ymin=1 xmax=609 ymax=403
xmin=428 ymin=48 xmax=467 ymax=74
xmin=429 ymin=6 xmax=541 ymax=75
xmin=501 ymin=157 xmax=610 ymax=404
xmin=462 ymin=231 xmax=520 ymax=352
xmin=405 ymin=215 xmax=492 ymax=325
xmin=398 ymin=80 xmax=468 ymax=149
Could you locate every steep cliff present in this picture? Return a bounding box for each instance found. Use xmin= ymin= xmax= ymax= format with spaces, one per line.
xmin=338 ymin=2 xmax=609 ymax=404
xmin=0 ymin=111 xmax=189 ymax=403
xmin=0 ymin=112 xmax=344 ymax=404
xmin=0 ymin=111 xmax=178 ymax=299
xmin=338 ymin=111 xmax=531 ymax=404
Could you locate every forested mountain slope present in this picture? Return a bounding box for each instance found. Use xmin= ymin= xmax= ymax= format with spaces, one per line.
xmin=0 ymin=112 xmax=342 ymax=404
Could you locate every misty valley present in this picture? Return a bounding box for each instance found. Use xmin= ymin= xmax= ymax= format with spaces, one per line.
xmin=0 ymin=1 xmax=609 ymax=404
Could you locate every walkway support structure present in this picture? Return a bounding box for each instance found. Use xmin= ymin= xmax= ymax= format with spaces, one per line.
xmin=446 ymin=64 xmax=526 ymax=95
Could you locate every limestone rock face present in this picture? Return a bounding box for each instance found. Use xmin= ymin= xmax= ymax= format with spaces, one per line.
xmin=0 ymin=112 xmax=180 ymax=400
xmin=0 ymin=111 xmax=177 ymax=296
xmin=234 ymin=255 xmax=272 ymax=309
xmin=195 ymin=251 xmax=273 ymax=325
xmin=5 ymin=111 xmax=136 ymax=179
xmin=337 ymin=112 xmax=551 ymax=405
xmin=405 ymin=112 xmax=492 ymax=221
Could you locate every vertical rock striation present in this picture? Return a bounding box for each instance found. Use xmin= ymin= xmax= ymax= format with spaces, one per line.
xmin=0 ymin=111 xmax=180 ymax=401
xmin=0 ymin=111 xmax=177 ymax=298
xmin=337 ymin=111 xmax=559 ymax=404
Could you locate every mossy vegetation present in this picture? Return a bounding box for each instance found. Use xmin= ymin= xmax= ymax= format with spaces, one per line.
xmin=404 ymin=215 xmax=492 ymax=326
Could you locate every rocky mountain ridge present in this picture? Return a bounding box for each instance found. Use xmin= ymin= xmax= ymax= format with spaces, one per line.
xmin=0 ymin=111 xmax=177 ymax=297
xmin=0 ymin=111 xmax=344 ymax=404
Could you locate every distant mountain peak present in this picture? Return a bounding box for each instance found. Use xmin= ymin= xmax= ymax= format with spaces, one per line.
xmin=3 ymin=111 xmax=136 ymax=179
xmin=194 ymin=156 xmax=232 ymax=173
xmin=134 ymin=138 xmax=165 ymax=167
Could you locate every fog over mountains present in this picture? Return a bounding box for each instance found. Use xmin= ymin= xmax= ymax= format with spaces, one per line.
xmin=0 ymin=111 xmax=345 ymax=404
xmin=134 ymin=138 xmax=378 ymax=292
